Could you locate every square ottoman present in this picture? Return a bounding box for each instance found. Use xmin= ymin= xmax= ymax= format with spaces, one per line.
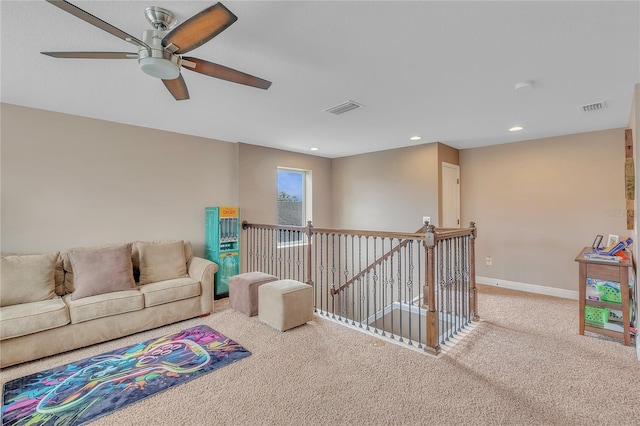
xmin=229 ymin=271 xmax=279 ymax=316
xmin=258 ymin=279 xmax=313 ymax=331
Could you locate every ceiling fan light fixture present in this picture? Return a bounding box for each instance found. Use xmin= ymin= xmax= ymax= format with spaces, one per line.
xmin=139 ymin=56 xmax=180 ymax=79
xmin=138 ymin=29 xmax=181 ymax=79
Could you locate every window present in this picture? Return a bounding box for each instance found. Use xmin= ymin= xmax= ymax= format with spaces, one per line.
xmin=277 ymin=167 xmax=311 ymax=244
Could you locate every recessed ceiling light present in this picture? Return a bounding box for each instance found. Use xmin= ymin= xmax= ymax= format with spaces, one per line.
xmin=509 ymin=126 xmax=524 ymax=132
xmin=410 ymin=136 xmax=422 ymax=141
xmin=310 ymin=147 xmax=319 ymax=151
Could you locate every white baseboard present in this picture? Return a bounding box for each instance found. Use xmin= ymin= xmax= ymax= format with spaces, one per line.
xmin=476 ymin=276 xmax=578 ymax=300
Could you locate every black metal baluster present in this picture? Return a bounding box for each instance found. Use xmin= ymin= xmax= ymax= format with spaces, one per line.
xmin=350 ymin=235 xmax=356 ymax=325
xmin=319 ymin=233 xmax=325 ymax=315
xmin=438 ymin=240 xmax=444 ymax=344
xmin=388 ymin=237 xmax=394 ymax=339
xmin=397 ymin=238 xmax=403 ymax=343
xmin=365 ymin=237 xmax=371 ymax=331
xmin=417 ymin=241 xmax=423 ymax=349
xmin=372 ymin=237 xmax=378 ymax=334
xmin=358 ymin=236 xmax=363 ymax=328
xmin=407 ymin=241 xmax=414 ymax=346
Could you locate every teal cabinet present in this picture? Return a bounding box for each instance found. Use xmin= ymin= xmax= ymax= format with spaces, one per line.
xmin=205 ymin=207 xmax=240 ymax=299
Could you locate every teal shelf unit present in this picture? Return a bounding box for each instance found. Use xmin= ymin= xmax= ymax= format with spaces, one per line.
xmin=205 ymin=207 xmax=240 ymax=299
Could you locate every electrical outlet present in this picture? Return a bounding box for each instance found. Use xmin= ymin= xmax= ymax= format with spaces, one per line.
xmin=423 ymin=216 xmax=431 ymax=224
xmin=485 ymin=257 xmax=492 ymax=266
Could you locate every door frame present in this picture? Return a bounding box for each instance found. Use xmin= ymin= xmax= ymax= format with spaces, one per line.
xmin=441 ymin=162 xmax=460 ymax=228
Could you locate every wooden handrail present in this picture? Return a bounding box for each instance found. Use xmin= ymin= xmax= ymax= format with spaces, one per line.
xmin=242 ymin=221 xmax=307 ymax=232
xmin=434 ymin=228 xmax=474 ymax=240
xmin=242 ymin=221 xmax=426 ymax=241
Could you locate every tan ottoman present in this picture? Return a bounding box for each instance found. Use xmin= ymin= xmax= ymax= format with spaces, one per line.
xmin=258 ymin=279 xmax=313 ymax=331
xmin=229 ymin=271 xmax=279 ymax=316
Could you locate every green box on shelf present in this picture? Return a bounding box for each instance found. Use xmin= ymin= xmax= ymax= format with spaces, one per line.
xmin=595 ymin=284 xmax=622 ymax=303
xmin=585 ymin=305 xmax=610 ymax=324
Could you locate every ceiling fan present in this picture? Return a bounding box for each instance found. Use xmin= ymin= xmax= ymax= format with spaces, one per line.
xmin=41 ymin=0 xmax=272 ymax=100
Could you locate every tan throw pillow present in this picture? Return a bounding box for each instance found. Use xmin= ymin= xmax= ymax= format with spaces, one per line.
xmin=137 ymin=240 xmax=188 ymax=285
xmin=69 ymin=244 xmax=136 ymax=300
xmin=1 ymin=252 xmax=58 ymax=306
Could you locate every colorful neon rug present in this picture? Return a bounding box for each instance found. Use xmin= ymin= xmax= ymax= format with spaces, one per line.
xmin=1 ymin=325 xmax=250 ymax=425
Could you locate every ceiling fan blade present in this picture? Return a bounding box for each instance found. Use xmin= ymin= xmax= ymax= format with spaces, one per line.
xmin=163 ymin=75 xmax=190 ymax=100
xmin=162 ymin=3 xmax=237 ymax=54
xmin=45 ymin=0 xmax=148 ymax=50
xmin=182 ymin=57 xmax=272 ymax=90
xmin=41 ymin=52 xmax=138 ymax=59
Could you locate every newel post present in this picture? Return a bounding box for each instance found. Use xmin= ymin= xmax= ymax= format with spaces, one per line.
xmin=423 ymin=224 xmax=441 ymax=355
xmin=305 ymin=221 xmax=313 ymax=286
xmin=469 ymin=221 xmax=480 ymax=321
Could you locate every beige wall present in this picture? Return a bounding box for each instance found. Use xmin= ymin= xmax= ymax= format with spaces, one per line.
xmin=332 ymin=143 xmax=439 ymax=232
xmin=237 ymin=143 xmax=332 ymax=227
xmin=460 ymin=128 xmax=629 ymax=292
xmin=2 ymin=102 xmax=635 ymax=300
xmin=1 ymin=104 xmax=238 ymax=256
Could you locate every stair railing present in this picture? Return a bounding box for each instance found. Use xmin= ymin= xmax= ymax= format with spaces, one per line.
xmin=241 ymin=220 xmax=478 ymax=354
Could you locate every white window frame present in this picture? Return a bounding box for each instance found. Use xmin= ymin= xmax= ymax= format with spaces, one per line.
xmin=277 ymin=167 xmax=312 ymax=246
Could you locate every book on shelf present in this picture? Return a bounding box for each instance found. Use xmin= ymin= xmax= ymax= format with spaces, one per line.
xmin=583 ymin=252 xmax=622 ymax=262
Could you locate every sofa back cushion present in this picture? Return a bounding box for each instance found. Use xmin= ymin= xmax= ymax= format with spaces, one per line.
xmin=2 ymin=252 xmax=65 ymax=296
xmin=136 ymin=240 xmax=188 ymax=285
xmin=69 ymin=244 xmax=136 ymax=300
xmin=0 ymin=252 xmax=59 ymax=306
xmin=131 ymin=240 xmax=192 ymax=281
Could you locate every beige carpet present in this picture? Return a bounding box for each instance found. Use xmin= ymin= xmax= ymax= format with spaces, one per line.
xmin=1 ymin=285 xmax=638 ymax=425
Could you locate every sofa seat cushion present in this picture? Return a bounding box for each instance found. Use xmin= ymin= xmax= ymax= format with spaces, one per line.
xmin=63 ymin=290 xmax=143 ymax=324
xmin=138 ymin=277 xmax=201 ymax=307
xmin=0 ymin=298 xmax=69 ymax=340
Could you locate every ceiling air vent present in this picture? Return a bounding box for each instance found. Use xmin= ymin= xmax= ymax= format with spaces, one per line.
xmin=324 ymin=100 xmax=363 ymax=115
xmin=581 ymin=101 xmax=606 ymax=112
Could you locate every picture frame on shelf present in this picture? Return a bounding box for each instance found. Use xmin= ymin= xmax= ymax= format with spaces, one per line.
xmin=607 ymin=234 xmax=619 ymax=247
xmin=592 ymin=235 xmax=603 ymax=249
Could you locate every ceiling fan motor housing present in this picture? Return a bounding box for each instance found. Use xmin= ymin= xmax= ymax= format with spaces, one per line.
xmin=144 ymin=6 xmax=177 ymax=31
xmin=138 ymin=29 xmax=180 ymax=80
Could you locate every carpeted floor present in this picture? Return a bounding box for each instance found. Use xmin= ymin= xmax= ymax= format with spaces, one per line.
xmin=2 ymin=284 xmax=638 ymax=425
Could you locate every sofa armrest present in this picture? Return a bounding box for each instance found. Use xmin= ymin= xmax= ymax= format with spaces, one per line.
xmin=188 ymin=257 xmax=218 ymax=315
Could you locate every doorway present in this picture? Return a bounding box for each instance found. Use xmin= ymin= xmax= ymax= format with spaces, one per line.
xmin=441 ymin=162 xmax=460 ymax=228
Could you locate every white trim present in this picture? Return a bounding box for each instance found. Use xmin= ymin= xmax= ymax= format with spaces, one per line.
xmin=476 ymin=276 xmax=578 ymax=300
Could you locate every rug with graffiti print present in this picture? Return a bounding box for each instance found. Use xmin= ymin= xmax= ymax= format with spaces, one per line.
xmin=1 ymin=325 xmax=250 ymax=425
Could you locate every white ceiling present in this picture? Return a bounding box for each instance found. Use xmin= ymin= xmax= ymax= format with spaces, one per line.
xmin=2 ymin=1 xmax=639 ymax=158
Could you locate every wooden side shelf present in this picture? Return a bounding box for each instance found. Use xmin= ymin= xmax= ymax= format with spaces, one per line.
xmin=575 ymin=247 xmax=634 ymax=346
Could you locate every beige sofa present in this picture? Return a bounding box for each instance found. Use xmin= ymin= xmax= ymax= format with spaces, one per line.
xmin=0 ymin=240 xmax=217 ymax=369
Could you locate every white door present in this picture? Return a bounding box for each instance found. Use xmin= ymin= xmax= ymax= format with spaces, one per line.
xmin=441 ymin=162 xmax=460 ymax=228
